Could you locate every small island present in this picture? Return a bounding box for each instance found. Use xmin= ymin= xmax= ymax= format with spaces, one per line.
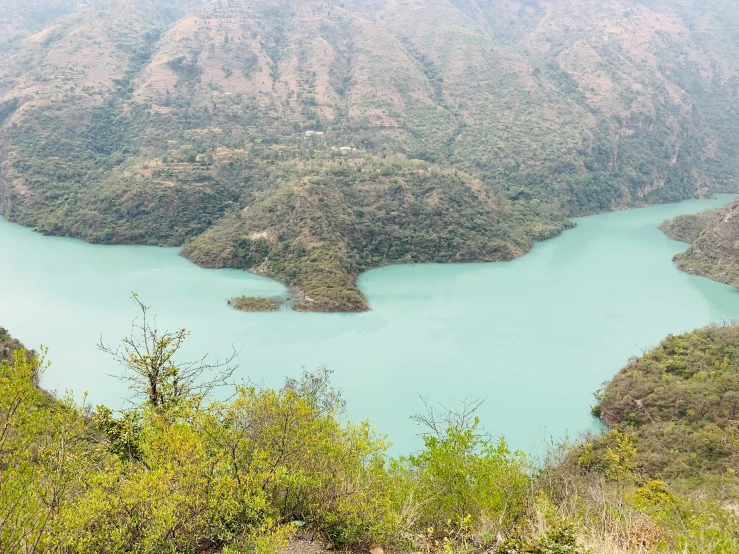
xmin=227 ymin=296 xmax=279 ymax=312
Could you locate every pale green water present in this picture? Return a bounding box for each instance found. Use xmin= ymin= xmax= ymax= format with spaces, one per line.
xmin=1 ymin=196 xmax=738 ymax=454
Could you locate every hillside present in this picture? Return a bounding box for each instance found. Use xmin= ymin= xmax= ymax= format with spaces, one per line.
xmin=659 ymin=208 xmax=719 ymax=244
xmin=594 ymin=324 xmax=739 ymax=483
xmin=2 ymin=321 xmax=739 ymax=553
xmin=662 ymin=197 xmax=739 ymax=287
xmin=2 ymin=0 xmax=739 ymax=310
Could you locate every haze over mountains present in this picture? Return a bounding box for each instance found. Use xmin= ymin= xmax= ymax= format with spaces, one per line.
xmin=1 ymin=0 xmax=739 ymax=309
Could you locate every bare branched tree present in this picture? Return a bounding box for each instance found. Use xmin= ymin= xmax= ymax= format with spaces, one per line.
xmin=98 ymin=294 xmax=238 ymax=411
xmin=411 ymin=394 xmax=487 ymax=439
xmin=281 ymin=366 xmax=346 ymax=416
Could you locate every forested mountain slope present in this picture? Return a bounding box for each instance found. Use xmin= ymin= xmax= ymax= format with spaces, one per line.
xmin=662 ymin=196 xmax=739 ymax=287
xmin=595 ymin=324 xmax=739 ymax=481
xmin=1 ymin=0 xmax=739 ymax=310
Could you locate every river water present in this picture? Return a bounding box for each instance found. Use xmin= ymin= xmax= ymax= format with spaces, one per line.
xmin=1 ymin=196 xmax=738 ymax=454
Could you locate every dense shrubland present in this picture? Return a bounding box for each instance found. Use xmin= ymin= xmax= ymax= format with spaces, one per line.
xmin=659 ymin=211 xmax=719 ymax=245
xmin=661 ymin=198 xmax=739 ymax=288
xmin=2 ymin=308 xmax=738 ymax=553
xmin=593 ymin=324 xmax=739 ymax=482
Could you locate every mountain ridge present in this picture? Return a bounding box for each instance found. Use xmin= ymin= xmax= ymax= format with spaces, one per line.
xmin=2 ymin=0 xmax=739 ymax=310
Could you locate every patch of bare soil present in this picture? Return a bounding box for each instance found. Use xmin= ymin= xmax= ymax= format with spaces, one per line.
xmin=281 ymin=537 xmax=397 ymax=554
xmin=282 ymin=537 xmax=329 ymax=554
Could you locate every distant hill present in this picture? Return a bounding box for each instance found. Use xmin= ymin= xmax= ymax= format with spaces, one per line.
xmin=2 ymin=0 xmax=739 ymax=310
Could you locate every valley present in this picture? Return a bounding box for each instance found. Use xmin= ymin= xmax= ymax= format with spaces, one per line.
xmin=1 ymin=195 xmax=737 ymax=453
xmin=2 ymin=197 xmax=739 ymax=553
xmin=3 ymin=1 xmax=739 ymax=551
xmin=2 ymin=0 xmax=739 ymax=309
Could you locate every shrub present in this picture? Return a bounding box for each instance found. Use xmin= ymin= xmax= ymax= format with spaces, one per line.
xmin=392 ymin=410 xmax=529 ymax=549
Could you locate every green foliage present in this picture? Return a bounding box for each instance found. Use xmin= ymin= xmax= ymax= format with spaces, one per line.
xmin=59 ymin=370 xmax=396 ymax=552
xmin=395 ymin=420 xmax=529 ymax=537
xmin=2 ymin=316 xmax=739 ymax=552
xmin=660 ymin=210 xmax=718 ymax=244
xmin=95 ymin=405 xmax=144 ymax=462
xmin=661 ymin=199 xmax=739 ymax=288
xmin=85 ymin=100 xmax=147 ymax=165
xmin=499 ymin=520 xmax=586 ymax=554
xmin=0 ymin=348 xmax=96 ymax=554
xmin=229 ymin=295 xmax=278 ymax=312
xmin=576 ymin=430 xmax=638 ymax=479
xmin=113 ymin=29 xmax=160 ymax=98
xmin=167 ymin=54 xmax=202 ymax=84
xmin=0 ymin=326 xmax=26 ymax=360
xmin=595 ymin=323 xmax=739 ymax=478
xmin=0 ymin=97 xmax=18 ymax=126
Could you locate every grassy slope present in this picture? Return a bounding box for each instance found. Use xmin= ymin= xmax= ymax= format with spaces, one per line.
xmin=1 ymin=0 xmax=739 ymax=310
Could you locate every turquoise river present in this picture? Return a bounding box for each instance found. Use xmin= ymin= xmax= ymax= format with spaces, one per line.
xmin=1 ymin=195 xmax=739 ymax=454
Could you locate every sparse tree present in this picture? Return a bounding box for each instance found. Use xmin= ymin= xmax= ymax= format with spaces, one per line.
xmin=411 ymin=394 xmax=487 ymax=439
xmin=98 ymin=294 xmax=237 ymax=411
xmin=282 ymin=365 xmax=346 ymax=416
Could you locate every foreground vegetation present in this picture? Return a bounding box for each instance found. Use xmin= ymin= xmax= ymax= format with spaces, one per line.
xmin=2 ymin=303 xmax=738 ymax=553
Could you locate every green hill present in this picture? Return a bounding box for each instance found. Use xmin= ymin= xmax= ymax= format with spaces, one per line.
xmin=662 ymin=197 xmax=739 ymax=287
xmin=2 ymin=0 xmax=739 ymax=309
xmin=594 ymin=324 xmax=739 ymax=483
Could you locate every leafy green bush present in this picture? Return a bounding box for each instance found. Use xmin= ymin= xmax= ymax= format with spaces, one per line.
xmin=499 ymin=520 xmax=586 ymax=554
xmin=391 ymin=406 xmax=529 ymax=550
